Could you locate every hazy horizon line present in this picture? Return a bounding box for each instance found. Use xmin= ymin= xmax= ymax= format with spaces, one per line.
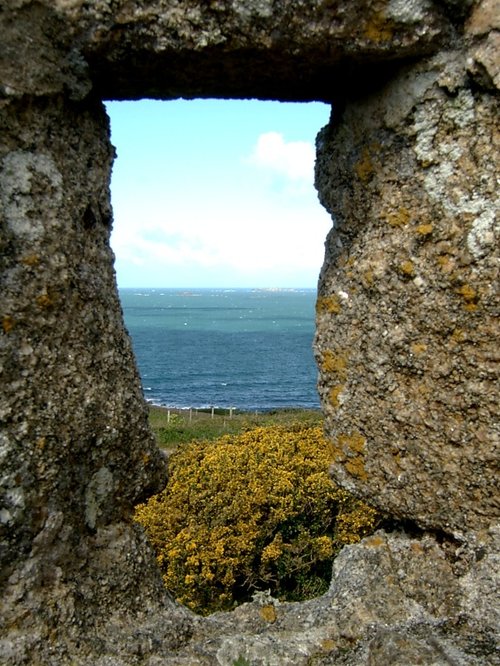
xmin=117 ymin=285 xmax=318 ymax=290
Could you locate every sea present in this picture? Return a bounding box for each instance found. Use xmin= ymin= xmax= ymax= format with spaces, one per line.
xmin=119 ymin=288 xmax=320 ymax=412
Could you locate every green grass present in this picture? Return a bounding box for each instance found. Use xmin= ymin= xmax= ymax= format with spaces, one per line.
xmin=148 ymin=405 xmax=323 ymax=451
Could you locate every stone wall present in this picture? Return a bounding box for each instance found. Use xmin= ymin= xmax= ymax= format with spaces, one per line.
xmin=315 ymin=51 xmax=499 ymax=533
xmin=0 ymin=1 xmax=498 ymax=664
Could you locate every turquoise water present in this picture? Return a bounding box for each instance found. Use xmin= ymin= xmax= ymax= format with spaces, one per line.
xmin=119 ymin=288 xmax=320 ymax=411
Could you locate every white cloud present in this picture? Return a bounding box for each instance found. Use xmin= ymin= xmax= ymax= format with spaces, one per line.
xmin=110 ymin=126 xmax=331 ymax=287
xmin=111 ymin=191 xmax=331 ymax=284
xmin=107 ymin=98 xmax=332 ymax=286
xmin=248 ymin=132 xmax=315 ymax=184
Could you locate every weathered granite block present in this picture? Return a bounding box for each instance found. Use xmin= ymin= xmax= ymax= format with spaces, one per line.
xmin=315 ymin=51 xmax=499 ymax=533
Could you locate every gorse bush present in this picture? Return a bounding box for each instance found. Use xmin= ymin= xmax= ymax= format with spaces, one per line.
xmin=135 ymin=424 xmax=378 ymax=614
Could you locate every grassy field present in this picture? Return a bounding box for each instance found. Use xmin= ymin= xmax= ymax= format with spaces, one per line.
xmin=148 ymin=404 xmax=323 ymax=450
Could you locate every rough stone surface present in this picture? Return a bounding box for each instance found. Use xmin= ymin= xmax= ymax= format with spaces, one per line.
xmin=315 ymin=49 xmax=499 ymax=533
xmin=0 ymin=0 xmax=498 ymax=664
xmin=1 ymin=0 xmax=450 ymax=101
xmin=0 ymin=94 xmax=191 ymax=661
xmin=147 ymin=527 xmax=497 ymax=665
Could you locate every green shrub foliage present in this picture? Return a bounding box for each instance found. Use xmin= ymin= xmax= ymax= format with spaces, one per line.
xmin=135 ymin=424 xmax=378 ymax=614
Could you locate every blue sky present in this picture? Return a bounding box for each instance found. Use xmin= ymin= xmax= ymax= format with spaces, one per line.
xmin=106 ymin=99 xmax=332 ymax=288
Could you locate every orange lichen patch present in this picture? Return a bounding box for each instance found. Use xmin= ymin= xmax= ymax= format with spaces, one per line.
xmin=457 ymin=284 xmax=477 ymax=302
xmin=456 ymin=284 xmax=479 ymax=311
xmin=437 ymin=255 xmax=454 ymax=272
xmin=415 ymin=223 xmax=434 ymax=236
xmin=411 ymin=342 xmax=428 ymax=355
xmin=321 ymin=639 xmax=336 ymax=652
xmin=329 ymin=385 xmax=344 ymax=409
xmin=410 ymin=542 xmax=424 ymax=554
xmin=330 ymin=444 xmax=344 ymax=463
xmin=321 ymin=350 xmax=348 ymax=379
xmin=385 ymin=207 xmax=411 ymax=227
xmin=363 ymin=13 xmax=394 ymax=42
xmin=21 ymin=254 xmax=40 ymax=267
xmin=36 ymin=290 xmax=56 ymax=309
xmin=337 ymin=432 xmax=368 ymax=481
xmin=316 ymin=295 xmax=342 ymax=315
xmin=355 ymin=147 xmax=375 ymax=182
xmin=345 ymin=457 xmax=368 ymax=481
xmin=399 ymin=260 xmax=415 ymax=277
xmin=2 ymin=315 xmax=15 ymax=333
xmin=450 ymin=328 xmax=465 ymax=343
xmin=338 ymin=432 xmax=366 ymax=454
xmin=260 ymin=604 xmax=277 ymax=623
xmin=365 ymin=534 xmax=385 ymax=548
xmin=464 ymin=302 xmax=479 ymax=312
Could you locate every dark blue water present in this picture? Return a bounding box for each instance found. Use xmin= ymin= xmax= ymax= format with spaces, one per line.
xmin=119 ymin=288 xmax=320 ymax=411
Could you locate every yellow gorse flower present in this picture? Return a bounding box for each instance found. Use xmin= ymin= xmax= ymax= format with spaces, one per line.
xmin=135 ymin=424 xmax=378 ymax=614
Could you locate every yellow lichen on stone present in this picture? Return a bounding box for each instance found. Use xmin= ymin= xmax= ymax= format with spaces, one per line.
xmin=36 ymin=291 xmax=56 ymax=309
xmin=399 ymin=260 xmax=415 ymax=277
xmin=355 ymin=147 xmax=375 ymax=182
xmin=338 ymin=432 xmax=368 ymax=481
xmin=457 ymin=284 xmax=476 ymax=302
xmin=416 ymin=382 xmax=431 ymax=397
xmin=415 ymin=223 xmax=434 ymax=236
xmin=330 ymin=442 xmax=344 ymax=463
xmin=365 ymin=534 xmax=385 ymax=548
xmin=321 ymin=639 xmax=336 ymax=652
xmin=329 ymin=385 xmax=344 ymax=409
xmin=411 ymin=342 xmax=427 ymax=355
xmin=21 ymin=254 xmax=40 ymax=267
xmin=386 ymin=207 xmax=411 ymax=227
xmin=260 ymin=604 xmax=277 ymax=623
xmin=2 ymin=315 xmax=15 ymax=333
xmin=464 ymin=303 xmax=478 ymax=312
xmin=339 ymin=432 xmax=366 ymax=454
xmin=316 ymin=295 xmax=342 ymax=315
xmin=345 ymin=457 xmax=368 ymax=480
xmin=437 ymin=255 xmax=453 ymax=272
xmin=321 ymin=350 xmax=348 ymax=379
xmin=451 ymin=328 xmax=465 ymax=343
xmin=344 ymin=256 xmax=356 ymax=268
xmin=363 ymin=13 xmax=394 ymax=42
xmin=456 ymin=284 xmax=479 ymax=311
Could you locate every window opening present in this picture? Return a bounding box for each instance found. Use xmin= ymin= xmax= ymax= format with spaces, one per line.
xmin=106 ymin=99 xmax=379 ymax=614
xmin=107 ymin=99 xmax=331 ymax=415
